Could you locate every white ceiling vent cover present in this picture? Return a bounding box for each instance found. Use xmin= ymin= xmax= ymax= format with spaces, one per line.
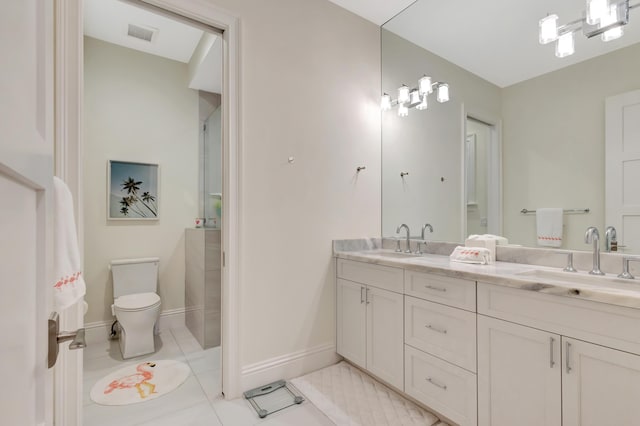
xmin=127 ymin=24 xmax=157 ymax=42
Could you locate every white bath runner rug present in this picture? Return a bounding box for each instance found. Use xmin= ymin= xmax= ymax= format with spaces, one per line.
xmin=291 ymin=361 xmax=450 ymax=426
xmin=90 ymin=360 xmax=190 ymax=406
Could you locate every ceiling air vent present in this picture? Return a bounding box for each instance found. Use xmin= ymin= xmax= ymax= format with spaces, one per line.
xmin=127 ymin=24 xmax=157 ymax=42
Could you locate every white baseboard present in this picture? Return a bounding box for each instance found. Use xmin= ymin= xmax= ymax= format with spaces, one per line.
xmin=240 ymin=343 xmax=340 ymax=392
xmin=84 ymin=308 xmax=186 ymax=337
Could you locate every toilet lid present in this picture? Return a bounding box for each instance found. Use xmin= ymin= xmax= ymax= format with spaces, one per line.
xmin=114 ymin=292 xmax=160 ymax=310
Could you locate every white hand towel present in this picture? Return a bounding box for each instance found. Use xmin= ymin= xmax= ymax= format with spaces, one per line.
xmin=536 ymin=208 xmax=563 ymax=248
xmin=449 ymin=246 xmax=491 ymax=265
xmin=52 ymin=177 xmax=86 ymax=311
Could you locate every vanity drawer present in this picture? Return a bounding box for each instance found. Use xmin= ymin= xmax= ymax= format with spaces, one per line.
xmin=478 ymin=282 xmax=640 ymax=355
xmin=405 ymin=345 xmax=477 ymax=426
xmin=405 ymin=296 xmax=476 ymax=372
xmin=405 ymin=270 xmax=476 ymax=311
xmin=337 ymin=259 xmax=403 ymax=293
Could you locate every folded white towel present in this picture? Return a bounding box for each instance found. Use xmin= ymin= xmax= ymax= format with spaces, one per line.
xmin=450 ymin=246 xmax=491 ymax=265
xmin=52 ymin=177 xmax=86 ymax=311
xmin=536 ymin=208 xmax=563 ymax=248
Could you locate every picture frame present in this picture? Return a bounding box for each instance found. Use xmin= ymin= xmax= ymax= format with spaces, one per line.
xmin=107 ymin=160 xmax=160 ymax=220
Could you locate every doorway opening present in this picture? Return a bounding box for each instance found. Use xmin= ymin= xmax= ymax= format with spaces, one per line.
xmin=464 ymin=115 xmax=501 ymax=238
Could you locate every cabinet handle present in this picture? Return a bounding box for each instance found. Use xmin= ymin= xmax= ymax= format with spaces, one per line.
xmin=366 ymin=288 xmax=371 ymax=305
xmin=565 ymin=341 xmax=572 ymax=373
xmin=425 ymin=324 xmax=447 ymax=334
xmin=426 ymin=377 xmax=447 ymax=390
xmin=425 ymin=285 xmax=447 ymax=292
xmin=549 ymin=337 xmax=555 ymax=368
xmin=360 ymin=286 xmax=365 ymax=304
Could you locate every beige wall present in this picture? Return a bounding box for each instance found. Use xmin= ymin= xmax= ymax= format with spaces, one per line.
xmin=502 ymin=42 xmax=640 ymax=249
xmin=381 ymin=30 xmax=502 ymax=241
xmin=83 ymin=37 xmax=199 ymax=324
xmin=205 ymin=0 xmax=381 ymax=368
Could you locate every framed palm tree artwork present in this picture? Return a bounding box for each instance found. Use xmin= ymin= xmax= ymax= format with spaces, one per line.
xmin=108 ymin=160 xmax=159 ymax=220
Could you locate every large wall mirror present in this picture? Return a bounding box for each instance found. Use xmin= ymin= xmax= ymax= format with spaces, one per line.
xmin=382 ymin=0 xmax=640 ymax=253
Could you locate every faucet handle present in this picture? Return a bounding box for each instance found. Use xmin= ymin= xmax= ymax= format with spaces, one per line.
xmin=618 ymin=256 xmax=640 ymax=279
xmin=563 ymin=252 xmax=577 ymax=273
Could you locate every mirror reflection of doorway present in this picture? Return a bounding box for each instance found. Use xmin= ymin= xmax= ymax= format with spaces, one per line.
xmin=465 ymin=116 xmax=501 ymax=238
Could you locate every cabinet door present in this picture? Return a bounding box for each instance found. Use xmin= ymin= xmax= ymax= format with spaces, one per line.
xmin=478 ymin=316 xmax=561 ymax=426
xmin=337 ymin=278 xmax=366 ymax=369
xmin=563 ymin=337 xmax=640 ymax=426
xmin=366 ymin=286 xmax=404 ymax=390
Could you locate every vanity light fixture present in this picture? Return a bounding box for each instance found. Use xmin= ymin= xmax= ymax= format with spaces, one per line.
xmin=381 ymin=75 xmax=450 ymax=117
xmin=539 ymin=0 xmax=639 ymax=58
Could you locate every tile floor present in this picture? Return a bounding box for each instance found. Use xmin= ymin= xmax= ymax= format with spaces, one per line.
xmin=83 ymin=325 xmax=333 ymax=426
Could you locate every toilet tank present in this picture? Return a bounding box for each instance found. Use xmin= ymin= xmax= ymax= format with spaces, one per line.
xmin=110 ymin=257 xmax=159 ymax=298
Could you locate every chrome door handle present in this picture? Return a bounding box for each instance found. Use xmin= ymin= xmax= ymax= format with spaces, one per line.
xmin=48 ymin=312 xmax=86 ymax=369
xmin=425 ymin=324 xmax=448 ymax=334
xmin=360 ymin=286 xmax=365 ymax=304
xmin=366 ymin=288 xmax=371 ymax=304
xmin=565 ymin=341 xmax=572 ymax=373
xmin=550 ymin=337 xmax=555 ymax=368
xmin=426 ymin=377 xmax=447 ymax=390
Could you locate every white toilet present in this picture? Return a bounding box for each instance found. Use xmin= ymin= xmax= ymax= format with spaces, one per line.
xmin=110 ymin=258 xmax=161 ymax=359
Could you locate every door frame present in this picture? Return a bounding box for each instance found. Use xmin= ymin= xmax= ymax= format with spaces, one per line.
xmin=460 ymin=105 xmax=503 ymax=239
xmin=55 ymin=2 xmax=243 ymax=417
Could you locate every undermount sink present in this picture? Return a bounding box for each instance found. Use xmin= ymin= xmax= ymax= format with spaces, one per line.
xmin=515 ymin=269 xmax=638 ymax=289
xmin=365 ymin=250 xmax=421 ymax=258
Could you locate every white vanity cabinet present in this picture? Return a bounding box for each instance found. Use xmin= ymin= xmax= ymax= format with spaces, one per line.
xmin=478 ymin=282 xmax=640 ymax=426
xmin=562 ymin=337 xmax=640 ymax=426
xmin=477 ymin=315 xmax=561 ymax=426
xmin=336 ymin=259 xmax=404 ymax=390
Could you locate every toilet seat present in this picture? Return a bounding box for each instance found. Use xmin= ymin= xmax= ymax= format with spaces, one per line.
xmin=114 ymin=292 xmax=160 ymax=311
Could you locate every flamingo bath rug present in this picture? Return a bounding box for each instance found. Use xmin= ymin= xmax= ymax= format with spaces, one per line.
xmin=90 ymin=360 xmax=190 ymax=405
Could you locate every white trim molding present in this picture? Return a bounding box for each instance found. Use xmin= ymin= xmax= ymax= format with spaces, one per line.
xmin=54 ymin=1 xmax=84 ymax=425
xmin=240 ymin=344 xmax=341 ymax=392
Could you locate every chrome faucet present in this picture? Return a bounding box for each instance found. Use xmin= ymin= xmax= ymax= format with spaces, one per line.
xmin=396 ymin=224 xmax=411 ymax=253
xmin=618 ymin=256 xmax=640 ymax=279
xmin=584 ymin=227 xmax=605 ymax=275
xmin=415 ymin=223 xmax=434 ymax=254
xmin=605 ymin=226 xmax=617 ymax=252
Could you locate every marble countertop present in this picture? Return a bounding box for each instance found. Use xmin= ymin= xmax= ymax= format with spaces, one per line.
xmin=334 ymin=243 xmax=640 ymax=310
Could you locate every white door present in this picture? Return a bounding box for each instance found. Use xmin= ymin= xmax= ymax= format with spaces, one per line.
xmin=477 ymin=316 xmax=561 ymax=426
xmin=366 ymin=286 xmax=404 ymax=390
xmin=0 ymin=1 xmax=55 ymax=425
xmin=605 ymin=90 xmax=640 ymax=253
xmin=336 ymin=279 xmax=366 ymax=369
xmin=562 ymin=337 xmax=640 ymax=426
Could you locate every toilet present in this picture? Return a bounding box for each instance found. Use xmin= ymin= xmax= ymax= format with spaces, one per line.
xmin=110 ymin=257 xmax=161 ymax=359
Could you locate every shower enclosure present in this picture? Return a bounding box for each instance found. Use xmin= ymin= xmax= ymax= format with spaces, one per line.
xmin=185 ymin=91 xmax=222 ymax=349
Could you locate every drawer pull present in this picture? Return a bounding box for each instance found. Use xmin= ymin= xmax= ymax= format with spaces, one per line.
xmin=360 ymin=286 xmax=365 ymax=304
xmin=565 ymin=341 xmax=572 ymax=373
xmin=366 ymin=288 xmax=371 ymax=305
xmin=549 ymin=337 xmax=555 ymax=368
xmin=426 ymin=377 xmax=447 ymax=390
xmin=425 ymin=285 xmax=447 ymax=292
xmin=425 ymin=324 xmax=447 ymax=334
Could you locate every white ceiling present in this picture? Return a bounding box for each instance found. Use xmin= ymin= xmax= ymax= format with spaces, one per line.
xmin=330 ymin=0 xmax=640 ymax=87
xmin=84 ymin=0 xmax=222 ymax=93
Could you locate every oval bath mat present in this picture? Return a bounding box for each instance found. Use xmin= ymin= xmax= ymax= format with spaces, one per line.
xmin=90 ymin=360 xmax=190 ymax=406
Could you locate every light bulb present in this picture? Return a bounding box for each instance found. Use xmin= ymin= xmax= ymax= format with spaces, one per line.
xmin=555 ymin=32 xmax=575 ymax=58
xmin=398 ymin=104 xmax=408 ymax=117
xmin=416 ymin=95 xmax=428 ymax=110
xmin=380 ymin=93 xmax=391 ymax=111
xmin=539 ymin=14 xmax=559 ymax=44
xmin=398 ymin=85 xmax=410 ymax=104
xmin=601 ymin=4 xmax=623 ymax=41
xmin=410 ymin=89 xmax=421 ymax=105
xmin=436 ymin=83 xmax=449 ymax=103
xmin=418 ymin=76 xmax=432 ymax=95
xmin=587 ymin=0 xmax=609 ymax=25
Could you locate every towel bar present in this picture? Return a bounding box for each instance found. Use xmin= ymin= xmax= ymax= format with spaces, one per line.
xmin=520 ymin=208 xmax=590 ymax=215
